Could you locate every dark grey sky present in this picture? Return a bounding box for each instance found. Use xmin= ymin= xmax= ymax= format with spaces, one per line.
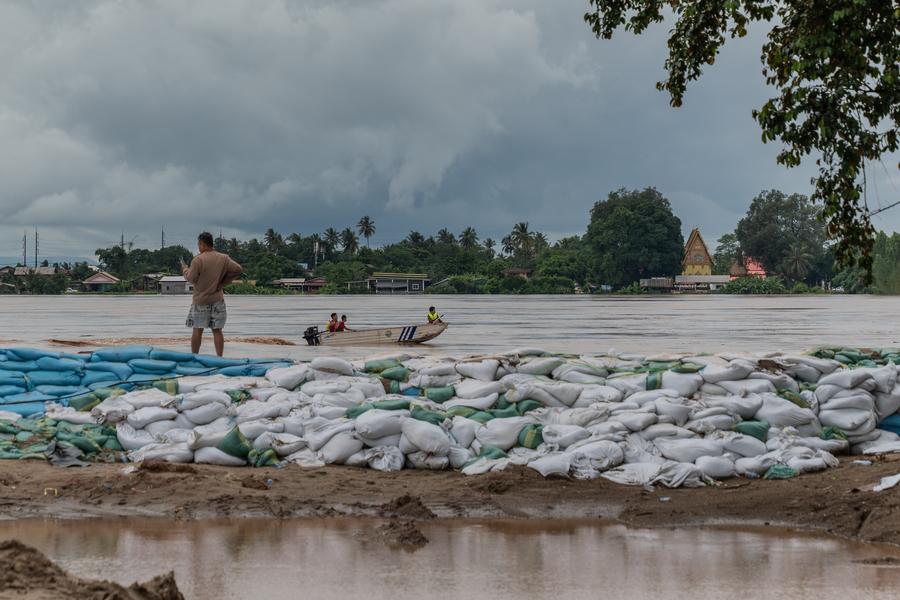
xmin=1 ymin=0 xmax=897 ymax=260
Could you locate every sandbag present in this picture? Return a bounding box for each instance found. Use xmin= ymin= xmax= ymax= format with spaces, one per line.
xmin=310 ymin=357 xmax=354 ymax=376
xmin=129 ymin=442 xmax=194 ymax=463
xmin=194 ymin=446 xmax=247 ymax=466
xmin=354 ymin=409 xmax=408 ymax=439
xmin=126 ymin=406 xmax=178 ymax=429
xmin=401 ymin=419 xmax=451 ymax=456
xmin=406 ymin=451 xmax=449 ymax=470
xmin=654 ymin=437 xmax=724 ymax=463
xmin=541 ymin=424 xmax=589 ymax=449
xmin=695 ymin=455 xmax=736 ymax=479
xmin=456 ymin=359 xmax=500 ymax=381
xmin=475 ymin=417 xmax=533 ymax=451
xmin=116 ymin=422 xmax=157 ymax=451
xmin=318 ymin=431 xmax=363 ymax=464
xmin=265 ymin=365 xmax=309 ymax=390
xmin=366 ymin=446 xmax=405 ymax=471
xmin=527 ymin=452 xmax=572 ymax=477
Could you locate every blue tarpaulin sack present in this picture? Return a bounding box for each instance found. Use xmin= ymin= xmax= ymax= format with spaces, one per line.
xmin=85 ymin=362 xmax=133 ymax=381
xmin=92 ymin=346 xmax=153 ymax=363
xmin=0 ymin=361 xmax=38 ymax=372
xmin=26 ymin=371 xmax=81 ymax=387
xmin=5 ymin=348 xmax=60 ymax=362
xmin=879 ymin=414 xmax=900 ymax=436
xmin=129 ymin=359 xmax=178 ymax=373
xmin=81 ymin=370 xmax=119 ymax=386
xmin=149 ymin=350 xmax=197 ymax=363
xmin=36 ymin=356 xmax=85 ymax=373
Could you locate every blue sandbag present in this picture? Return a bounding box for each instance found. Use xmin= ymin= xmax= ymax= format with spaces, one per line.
xmin=215 ymin=364 xmax=274 ymax=377
xmin=149 ymin=350 xmax=197 ymax=363
xmin=0 ymin=374 xmax=27 ymax=387
xmin=0 ymin=402 xmax=46 ymax=417
xmin=5 ymin=348 xmax=60 ymax=361
xmin=402 ymin=386 xmax=423 ymax=397
xmin=127 ymin=373 xmax=174 ymax=384
xmin=84 ymin=362 xmax=133 ymax=381
xmin=81 ymin=370 xmax=119 ymax=386
xmin=26 ymin=371 xmax=82 ymax=387
xmin=129 ymin=358 xmax=178 ymax=372
xmin=178 ymin=361 xmax=207 ymax=369
xmin=194 ymin=355 xmax=248 ymax=368
xmin=36 ymin=356 xmax=86 ymax=373
xmin=91 ymin=346 xmax=152 ymax=363
xmin=89 ymin=381 xmax=133 ymax=391
xmin=35 ymin=385 xmax=89 ymax=397
xmin=0 ymin=361 xmax=38 ymax=372
xmin=3 ymin=391 xmax=55 ymax=404
xmin=61 ymin=353 xmax=90 ymax=362
xmin=0 ymin=386 xmax=25 ymax=397
xmin=878 ymin=414 xmax=900 ymax=436
xmin=175 ymin=366 xmax=212 ymax=375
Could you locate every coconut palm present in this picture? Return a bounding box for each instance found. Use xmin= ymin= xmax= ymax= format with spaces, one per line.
xmin=483 ymin=237 xmax=496 ymax=257
xmin=263 ymin=228 xmax=284 ymax=254
xmin=323 ymin=228 xmax=340 ymax=254
xmin=340 ymin=228 xmax=359 ymax=255
xmin=406 ymin=231 xmax=425 ymax=247
xmin=460 ymin=227 xmax=479 ymax=250
xmin=501 ymin=234 xmax=514 ymax=256
xmin=286 ymin=232 xmax=303 ymax=246
xmin=436 ymin=228 xmax=456 ymax=245
xmin=357 ymin=216 xmax=376 ymax=248
xmin=782 ymin=243 xmax=813 ymax=282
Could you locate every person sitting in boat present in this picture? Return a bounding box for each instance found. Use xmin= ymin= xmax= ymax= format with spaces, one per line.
xmin=326 ymin=313 xmax=339 ymax=332
xmin=337 ymin=314 xmax=353 ymax=332
xmin=427 ymin=306 xmax=443 ymax=324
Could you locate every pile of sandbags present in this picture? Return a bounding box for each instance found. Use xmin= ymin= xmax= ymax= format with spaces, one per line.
xmin=3 ymin=344 xmax=900 ymax=487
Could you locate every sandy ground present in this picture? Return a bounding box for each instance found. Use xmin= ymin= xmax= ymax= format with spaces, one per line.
xmin=0 ymin=455 xmax=898 ymax=546
xmin=0 ymin=539 xmax=183 ymax=599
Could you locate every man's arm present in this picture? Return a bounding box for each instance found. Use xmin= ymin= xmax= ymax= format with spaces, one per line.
xmin=222 ymin=257 xmax=242 ymax=285
xmin=182 ymin=256 xmax=201 ymax=283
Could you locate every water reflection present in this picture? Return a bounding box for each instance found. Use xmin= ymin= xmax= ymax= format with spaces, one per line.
xmin=1 ymin=518 xmax=899 ymax=600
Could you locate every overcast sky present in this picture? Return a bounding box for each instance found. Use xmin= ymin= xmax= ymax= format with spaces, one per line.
xmin=1 ymin=0 xmax=897 ymax=261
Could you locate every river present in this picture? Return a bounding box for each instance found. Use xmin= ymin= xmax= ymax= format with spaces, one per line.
xmin=0 ymin=294 xmax=894 ymax=359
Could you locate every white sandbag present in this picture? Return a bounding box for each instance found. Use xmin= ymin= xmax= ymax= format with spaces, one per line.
xmin=621 ymin=434 xmax=666 ymax=464
xmin=516 ymin=356 xmax=564 ymax=376
xmin=406 ymin=451 xmax=450 ymax=470
xmin=532 ymin=406 xmax=609 ymax=428
xmin=587 ymin=420 xmax=630 ymax=438
xmin=820 ymin=392 xmax=875 ymax=412
xmin=653 ymin=461 xmax=712 ymax=488
xmin=817 ymin=368 xmax=874 ymax=390
xmin=443 ymin=394 xmax=498 ymax=411
xmin=126 ymin=406 xmax=178 ymax=429
xmin=44 ymin=405 xmax=95 ymax=425
xmin=718 ymin=378 xmax=776 ymax=395
xmin=144 ymin=419 xmax=179 ymax=437
xmin=659 ymin=372 xmax=703 ymax=397
xmin=265 ymin=364 xmax=309 ymax=390
xmin=461 ymin=457 xmax=510 ymax=475
xmin=600 ymin=462 xmax=662 ymax=486
xmin=366 ymin=446 xmax=406 ymax=472
xmin=284 ymin=447 xmax=325 ymax=468
xmin=734 ymin=453 xmax=778 ymax=476
xmin=313 ymin=389 xmax=366 ymax=408
xmin=194 ymin=446 xmax=247 ymax=466
xmin=456 ymin=359 xmax=500 ymax=381
xmin=401 ymin=419 xmax=451 ymax=456
xmin=129 ymin=442 xmax=194 ymax=463
xmin=357 ymin=433 xmax=402 ymax=448
xmin=300 ymin=379 xmax=351 ymax=396
xmin=449 ymin=416 xmax=481 ymax=448
xmin=344 ymin=449 xmax=369 ymax=468
xmin=626 ymin=389 xmax=680 ymax=407
xmin=527 ymin=452 xmax=572 ymax=477
xmin=541 ymin=425 xmax=589 ymax=449
xmin=277 ymin=416 xmax=305 ymax=437
xmin=475 ymin=416 xmax=533 ymax=452
xmin=695 ymin=455 xmax=736 ymax=479
xmin=638 ymin=424 xmax=697 ymax=442
xmin=116 ymin=422 xmax=157 ymax=451
xmin=754 ymin=393 xmax=818 ymax=428
xmin=174 ymin=374 xmax=229 ymax=393
xmin=350 ymin=380 xmax=388 ymax=399
xmin=654 ymin=399 xmax=693 ymax=426
xmin=237 ymin=419 xmax=285 ymax=440
xmin=91 ymin=397 xmax=135 ymax=423
xmin=875 ymin=386 xmax=900 ymax=422
xmin=417 ymin=363 xmax=459 ymax=376
xmin=120 ymin=388 xmax=173 ymax=409
xmin=605 ymin=374 xmax=646 ymax=397
xmin=783 ymin=355 xmax=840 ymax=376
xmin=685 ymin=414 xmax=736 ymax=434
xmin=749 ymin=372 xmax=799 ymax=393
xmin=174 ymin=390 xmax=232 ymax=410
xmin=318 ymin=431 xmax=364 ymax=464
xmin=304 ymin=417 xmax=354 ymax=451
xmin=654 ymin=437 xmax=724 ymax=463
xmin=454 ymin=379 xmax=506 ymax=399
xmin=248 ymin=387 xmax=285 ymax=402
xmin=611 ymin=411 xmax=659 ymax=432
xmin=160 ymin=428 xmax=192 ymax=444
xmin=408 ymin=373 xmax=460 ymax=389
xmin=860 ymin=365 xmax=898 ymax=394
xmin=354 ymin=409 xmax=409 ymax=439
xmin=701 ymin=361 xmax=755 ymax=384
xmin=310 ymin=357 xmax=354 ymax=376
xmin=551 ymin=364 xmax=607 ymax=385
xmin=235 ymin=399 xmax=292 ymax=424
xmin=448 ymin=445 xmax=475 ymax=469
xmin=313 ymin=405 xmax=348 ymax=420
xmin=569 ymin=440 xmax=624 ymax=471
xmin=818 ymin=408 xmax=876 ymax=435
xmin=574 ymin=385 xmax=623 ymax=405
xmin=183 ymin=401 xmax=229 ymax=426
xmin=701 ymin=394 xmax=764 ymax=419
xmin=714 ymin=432 xmax=768 ymax=457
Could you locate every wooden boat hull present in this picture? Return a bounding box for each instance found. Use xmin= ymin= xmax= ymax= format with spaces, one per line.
xmin=316 ymin=323 xmax=447 ymax=346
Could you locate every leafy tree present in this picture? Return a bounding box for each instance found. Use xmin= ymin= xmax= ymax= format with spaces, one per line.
xmin=406 ymin=231 xmax=425 ymax=247
xmin=263 ymin=228 xmax=284 ymax=254
xmin=70 ymin=262 xmax=94 ymax=282
xmin=483 ymin=238 xmax=496 ymax=258
xmin=712 ymin=233 xmax=740 ymax=275
xmin=584 ymin=1 xmax=900 ymax=278
xmin=436 ymin=228 xmax=456 ymax=245
xmin=323 ymin=228 xmax=341 ymax=256
xmin=872 ymin=232 xmax=900 ymax=294
xmin=95 ymin=245 xmax=129 ymax=277
xmin=459 ymin=227 xmax=479 ymax=250
xmin=585 ymin=187 xmax=684 ymax=288
xmin=340 ymin=228 xmax=359 ymax=255
xmin=782 ymin=243 xmax=814 ymax=283
xmin=735 ymin=190 xmax=825 ymax=282
xmin=357 ymin=216 xmax=376 ymax=248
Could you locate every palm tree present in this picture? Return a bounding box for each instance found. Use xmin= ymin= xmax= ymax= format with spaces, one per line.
xmin=501 ymin=234 xmax=514 ymax=256
xmin=436 ymin=228 xmax=456 ymax=245
xmin=510 ymin=222 xmax=532 ymax=265
xmin=483 ymin=237 xmax=496 ymax=257
xmin=340 ymin=228 xmax=359 ymax=255
xmin=357 ymin=216 xmax=376 ymax=248
xmin=782 ymin=243 xmax=813 ymax=282
xmin=459 ymin=227 xmax=478 ymax=250
xmin=263 ymin=228 xmax=284 ymax=254
xmin=323 ymin=228 xmax=340 ymax=254
xmin=532 ymin=231 xmax=549 ymax=252
xmin=406 ymin=231 xmax=425 ymax=247
xmin=286 ymin=233 xmax=303 ymax=246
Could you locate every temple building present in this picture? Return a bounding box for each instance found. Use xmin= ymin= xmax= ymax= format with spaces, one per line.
xmin=682 ymin=228 xmax=713 ymax=275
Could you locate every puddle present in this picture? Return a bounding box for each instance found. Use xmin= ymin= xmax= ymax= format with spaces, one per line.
xmin=1 ymin=518 xmax=899 ymax=599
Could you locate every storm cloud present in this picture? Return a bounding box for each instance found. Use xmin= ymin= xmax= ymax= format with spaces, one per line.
xmin=0 ymin=0 xmax=896 ymax=260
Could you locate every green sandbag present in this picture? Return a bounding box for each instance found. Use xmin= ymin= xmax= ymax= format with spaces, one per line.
xmin=69 ymin=393 xmax=102 ymax=412
xmin=0 ymin=423 xmax=18 ymax=435
xmin=364 ymin=358 xmax=402 ymax=373
xmin=217 ymin=427 xmax=253 ymax=459
xmin=462 ymin=445 xmax=507 ymax=470
xmin=103 ymin=437 xmax=124 ymax=451
xmin=249 ymin=448 xmax=278 ymax=467
xmin=672 ymin=363 xmax=704 ymax=374
xmin=778 ymin=389 xmax=809 ymax=408
xmin=346 ymin=399 xmax=411 ymax=419
xmin=820 ymin=426 xmax=848 ymax=441
xmin=14 ymin=431 xmax=33 ymax=443
xmin=380 ymin=366 xmax=411 ymax=382
xmin=446 ymin=406 xmax=477 ymax=418
xmin=468 ymin=411 xmax=495 ymax=424
xmin=56 ymin=432 xmax=101 ymax=455
xmin=386 ymin=380 xmax=401 ymax=394
xmin=515 ymin=399 xmax=542 ymax=415
xmin=489 ymin=406 xmax=519 ymax=419
xmin=517 ymin=424 xmax=544 ymax=449
xmin=647 ymin=361 xmax=677 ymax=372
xmin=763 ymin=464 xmax=798 ymax=480
xmin=734 ymin=420 xmax=769 ymax=442
xmin=0 ymin=450 xmax=21 ymax=460
xmin=646 ymin=371 xmax=663 ymax=391
xmin=425 ymin=386 xmax=455 ymax=403
xmin=152 ymin=379 xmax=181 ymax=395
xmin=494 ymin=394 xmax=511 ymax=410
xmin=225 ymin=389 xmax=251 ymax=404
xmin=410 ymin=406 xmax=447 ymax=426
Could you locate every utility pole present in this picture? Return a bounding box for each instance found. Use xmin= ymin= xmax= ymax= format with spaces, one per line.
xmin=34 ymin=228 xmax=38 ymax=269
xmin=161 ymin=228 xmax=165 ymax=250
xmin=21 ymin=231 xmax=26 ymax=267
xmin=314 ymin=240 xmax=319 ymax=268
xmin=120 ymin=232 xmax=125 ymax=250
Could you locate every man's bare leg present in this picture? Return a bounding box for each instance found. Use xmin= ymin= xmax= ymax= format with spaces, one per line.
xmin=212 ymin=329 xmax=224 ymax=357
xmin=191 ymin=328 xmax=203 ymax=354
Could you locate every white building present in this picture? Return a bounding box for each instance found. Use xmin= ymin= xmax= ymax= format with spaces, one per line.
xmin=159 ymin=275 xmax=194 ymax=295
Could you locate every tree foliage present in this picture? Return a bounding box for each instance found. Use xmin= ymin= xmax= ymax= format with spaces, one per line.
xmin=584 ymin=0 xmax=900 ymax=277
xmin=585 ymin=187 xmax=684 ymax=288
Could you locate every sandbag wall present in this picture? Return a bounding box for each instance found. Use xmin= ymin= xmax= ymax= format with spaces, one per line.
xmin=2 ymin=345 xmax=900 ymax=487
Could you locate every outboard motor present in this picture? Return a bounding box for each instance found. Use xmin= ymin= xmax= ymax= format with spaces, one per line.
xmin=303 ymin=326 xmax=320 ymax=346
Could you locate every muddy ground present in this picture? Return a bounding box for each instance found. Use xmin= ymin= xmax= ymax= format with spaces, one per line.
xmin=0 ymin=455 xmax=897 ymax=546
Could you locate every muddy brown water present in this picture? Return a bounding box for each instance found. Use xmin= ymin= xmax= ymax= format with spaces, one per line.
xmin=0 ymin=294 xmax=893 ymax=358
xmin=1 ymin=518 xmax=900 ymax=600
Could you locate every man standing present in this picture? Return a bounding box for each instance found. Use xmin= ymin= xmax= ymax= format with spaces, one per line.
xmin=182 ymin=232 xmax=242 ymax=356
